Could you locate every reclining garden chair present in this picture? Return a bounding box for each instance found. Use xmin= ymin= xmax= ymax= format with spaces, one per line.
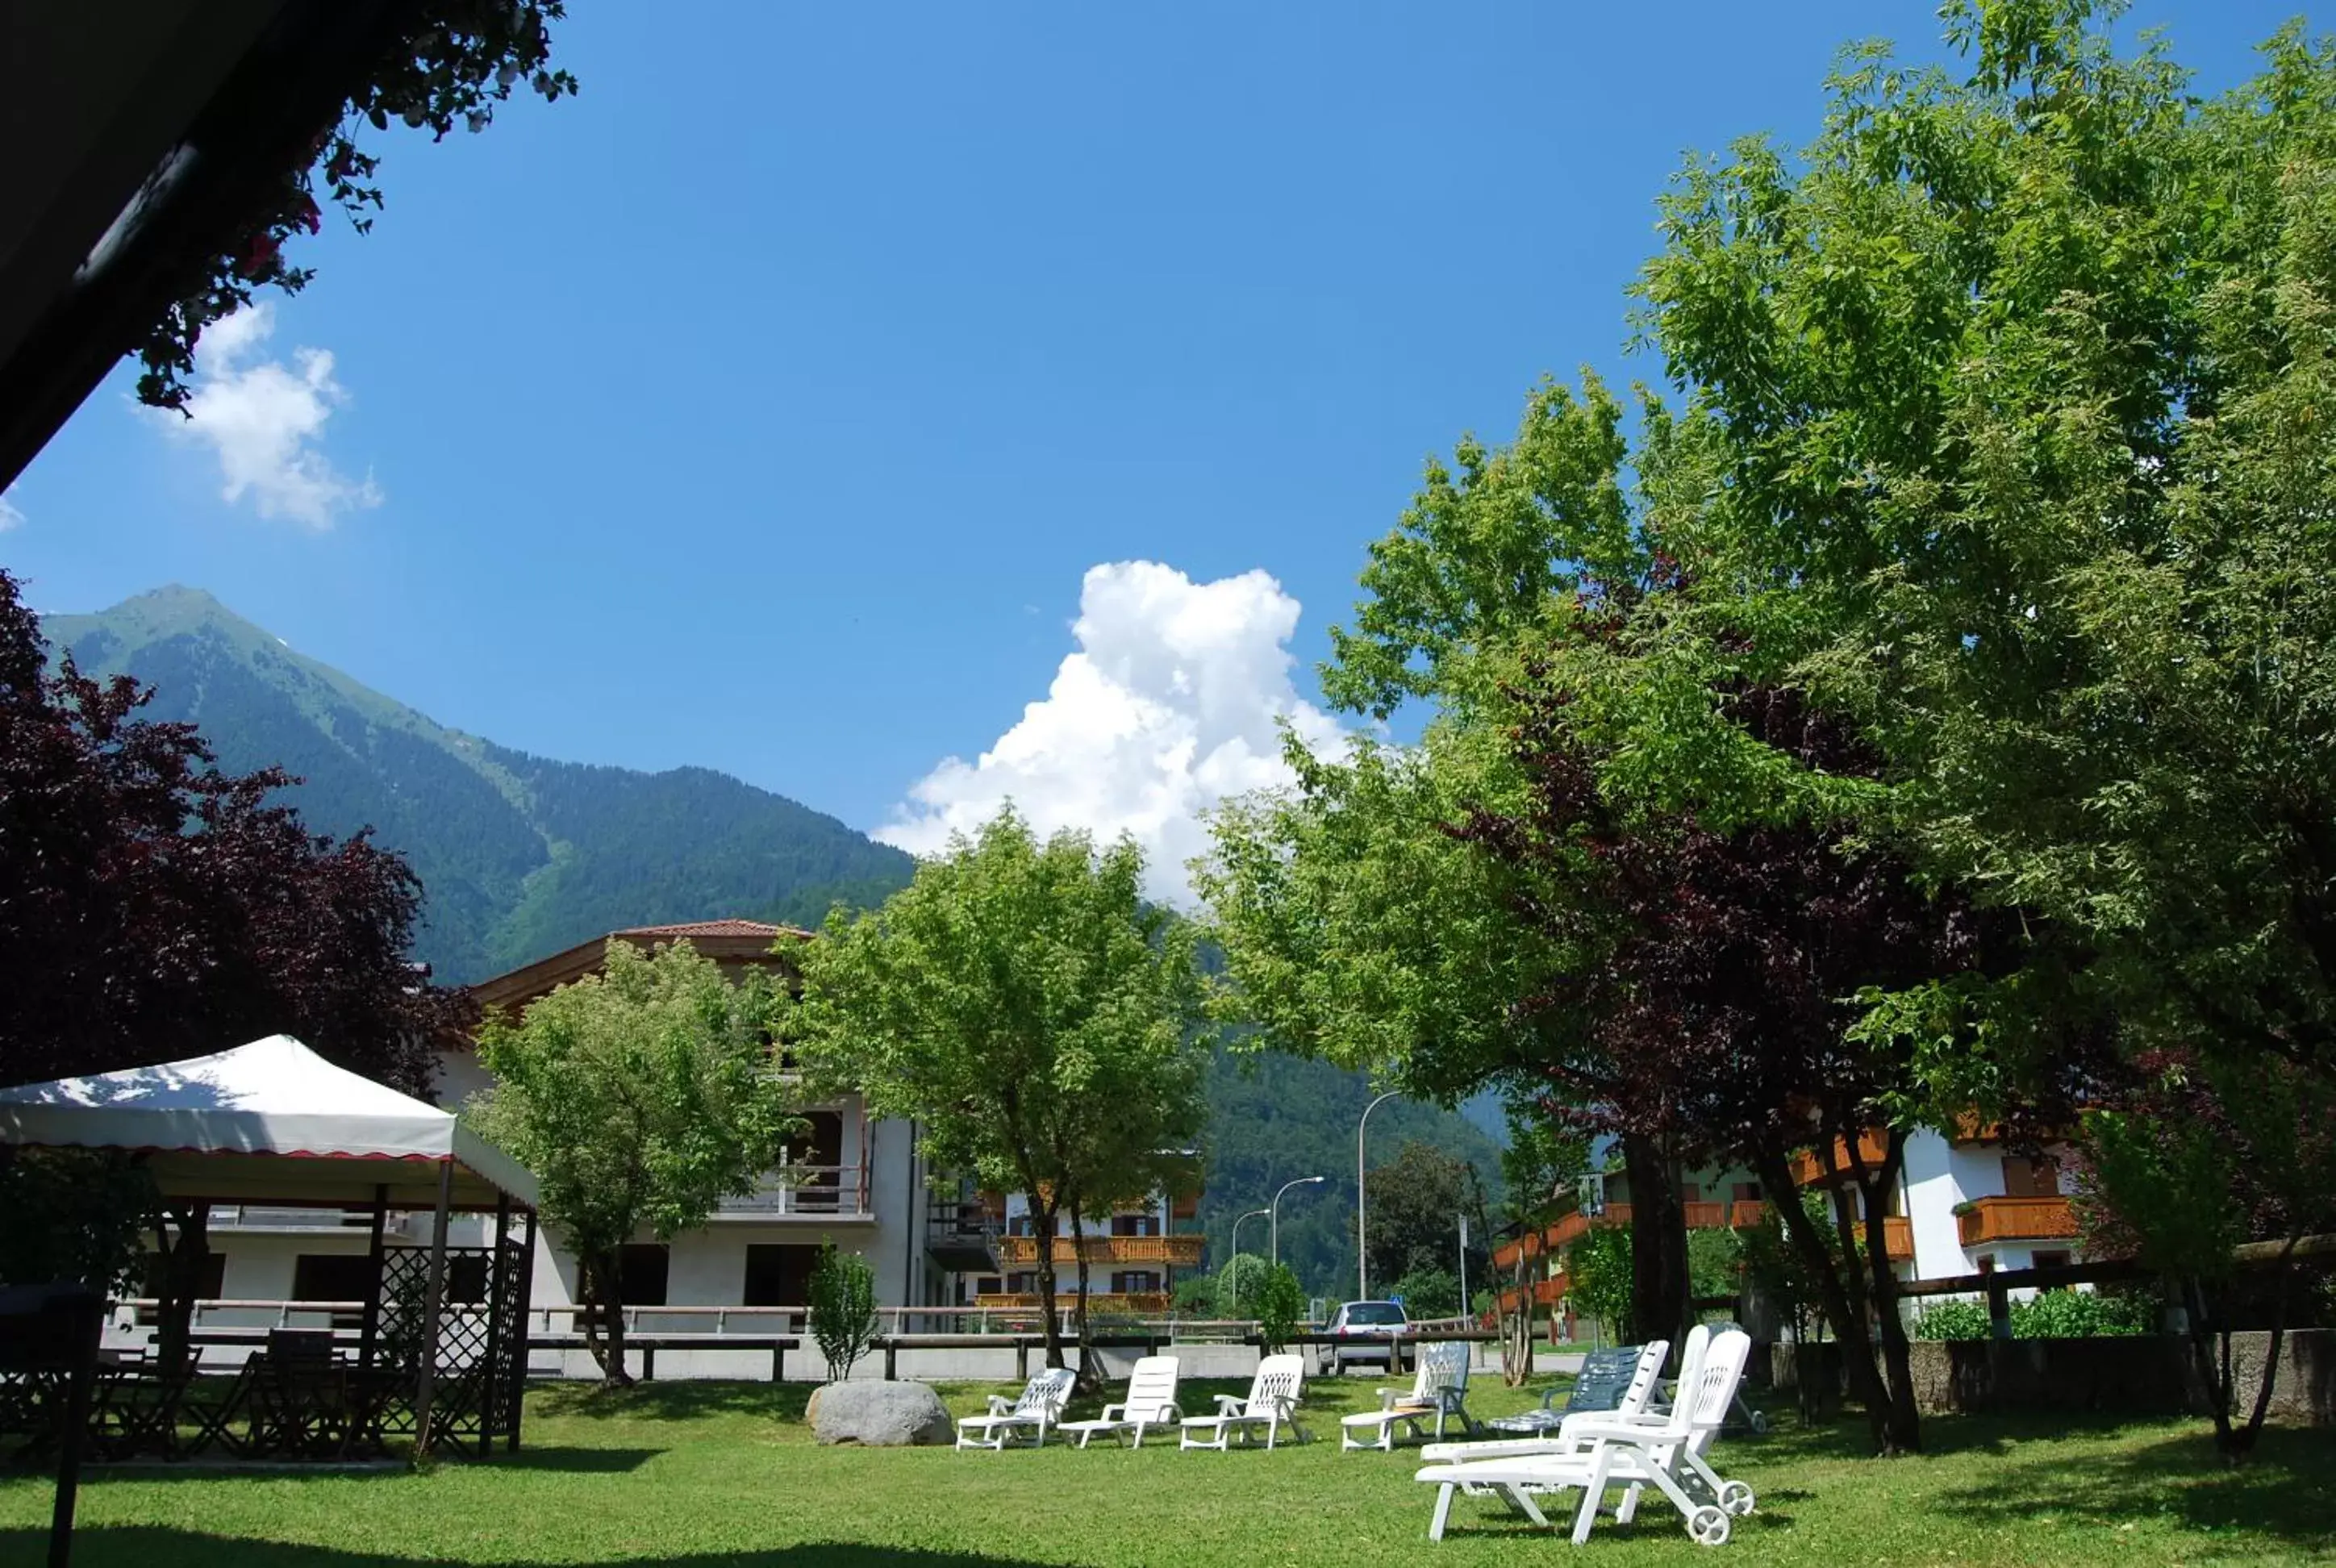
xmin=1178 ymin=1353 xmax=1309 ymax=1450
xmin=1341 ymin=1341 xmax=1476 ymax=1452
xmin=954 ymin=1366 xmax=1076 ymax=1450
xmin=1414 ymin=1327 xmax=1757 ymax=1545
xmin=1058 ymin=1355 xmax=1183 ymax=1449
xmin=1420 ymin=1336 xmax=1669 ymax=1466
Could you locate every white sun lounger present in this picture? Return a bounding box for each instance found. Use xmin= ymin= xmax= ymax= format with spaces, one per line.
xmin=1418 ymin=1335 xmax=1669 ymax=1466
xmin=1341 ymin=1341 xmax=1476 ymax=1451
xmin=954 ymin=1366 xmax=1077 ymax=1450
xmin=1058 ymin=1355 xmax=1183 ymax=1449
xmin=1179 ymin=1353 xmax=1309 ymax=1449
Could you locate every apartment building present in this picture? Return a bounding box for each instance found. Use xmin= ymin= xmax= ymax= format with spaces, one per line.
xmin=953 ymin=1182 xmax=1206 ymax=1315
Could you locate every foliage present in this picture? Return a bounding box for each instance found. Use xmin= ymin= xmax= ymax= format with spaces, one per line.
xmin=1362 ymin=1140 xmax=1487 ymax=1294
xmin=1390 ymin=1266 xmax=1462 ymax=1320
xmin=1249 ymin=1262 xmax=1307 ymax=1352
xmin=0 ymin=1150 xmax=158 ymax=1293
xmin=1912 ymin=1299 xmax=1992 ymax=1342
xmin=783 ymin=811 xmax=1208 ymax=1370
xmin=806 ymin=1241 xmax=879 ymax=1382
xmin=2013 ymin=1289 xmax=2152 ymax=1340
xmin=471 ymin=938 xmax=795 ymax=1384
xmin=43 ymin=586 xmax=918 ymax=987
xmin=1567 ymin=1225 xmax=1634 ymax=1341
xmin=2074 ymin=1051 xmax=2336 ymax=1459
xmin=1686 ymin=1225 xmax=1743 ymax=1303
xmin=1169 ymin=1271 xmax=1218 ymax=1316
xmin=0 ymin=569 xmax=460 ymax=1093
xmin=136 ymin=4 xmax=578 ymax=412
xmin=1216 ymin=1253 xmax=1272 ymax=1313
xmin=1739 ymin=1192 xmax=1849 ymax=1347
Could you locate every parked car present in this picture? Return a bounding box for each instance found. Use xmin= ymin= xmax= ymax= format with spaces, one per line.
xmin=1322 ymin=1299 xmax=1409 ymax=1374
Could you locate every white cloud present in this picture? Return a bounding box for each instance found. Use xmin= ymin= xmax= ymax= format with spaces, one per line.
xmin=0 ymin=487 xmax=22 ymax=532
xmin=878 ymin=561 xmax=1349 ymax=905
xmin=152 ymin=302 xmax=382 ymax=528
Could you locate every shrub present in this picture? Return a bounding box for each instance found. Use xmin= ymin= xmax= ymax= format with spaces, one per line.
xmin=1391 ymin=1266 xmax=1461 ymax=1320
xmin=1251 ymin=1262 xmax=1307 ymax=1352
xmin=1566 ymin=1224 xmax=1633 ymax=1341
xmin=1912 ymin=1298 xmax=1991 ymax=1340
xmin=807 ymin=1241 xmax=878 ymax=1379
xmin=1170 ymin=1272 xmax=1218 ymax=1316
xmin=2013 ymin=1287 xmax=2151 ymax=1339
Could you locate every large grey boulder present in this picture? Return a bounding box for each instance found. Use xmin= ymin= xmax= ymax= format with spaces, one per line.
xmin=808 ymin=1379 xmax=953 ymax=1446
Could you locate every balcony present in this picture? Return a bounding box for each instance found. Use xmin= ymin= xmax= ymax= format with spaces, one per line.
xmin=208 ymin=1205 xmax=373 ymax=1232
xmin=1957 ymin=1195 xmax=2077 ymax=1248
xmin=1787 ymin=1128 xmax=1893 ymax=1186
xmin=993 ymin=1234 xmax=1206 ymax=1267
xmin=973 ymin=1291 xmax=1171 ymax=1315
xmin=713 ymin=1165 xmax=874 ymax=1221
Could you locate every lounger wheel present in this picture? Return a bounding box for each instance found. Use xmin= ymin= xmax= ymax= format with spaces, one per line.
xmin=1748 ymin=1409 xmax=1769 ymax=1434
xmin=1719 ymin=1481 xmax=1755 ymax=1517
xmin=1687 ymin=1505 xmax=1731 ymax=1546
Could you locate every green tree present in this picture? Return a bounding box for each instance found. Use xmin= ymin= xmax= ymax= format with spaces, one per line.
xmin=783 ymin=810 xmax=1208 ymax=1372
xmin=1567 ymin=1225 xmax=1634 ymax=1343
xmin=1391 ymin=1266 xmax=1462 ymax=1320
xmin=1362 ymin=1140 xmax=1488 ymax=1296
xmin=1251 ymin=1262 xmax=1308 ymax=1353
xmin=472 ymin=937 xmax=796 ymax=1385
xmin=1217 ymin=1253 xmax=1272 ymax=1314
xmin=807 ymin=1241 xmax=879 ymax=1382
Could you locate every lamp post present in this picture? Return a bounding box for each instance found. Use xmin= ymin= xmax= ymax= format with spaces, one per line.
xmin=1357 ymin=1091 xmax=1400 ymax=1301
xmin=1270 ymin=1175 xmax=1325 ymax=1268
xmin=1227 ymin=1207 xmax=1270 ymax=1310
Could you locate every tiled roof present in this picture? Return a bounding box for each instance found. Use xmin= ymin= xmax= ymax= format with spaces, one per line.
xmin=617 ymin=919 xmax=809 ymax=940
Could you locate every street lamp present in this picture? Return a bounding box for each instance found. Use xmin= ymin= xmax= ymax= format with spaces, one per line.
xmin=1357 ymin=1091 xmax=1400 ymax=1301
xmin=1226 ymin=1207 xmax=1270 ymax=1310
xmin=1270 ymin=1175 xmax=1325 ymax=1267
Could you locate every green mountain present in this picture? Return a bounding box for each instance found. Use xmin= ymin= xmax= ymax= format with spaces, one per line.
xmin=43 ymin=585 xmax=1504 ymax=1298
xmin=42 ymin=586 xmax=917 ymax=983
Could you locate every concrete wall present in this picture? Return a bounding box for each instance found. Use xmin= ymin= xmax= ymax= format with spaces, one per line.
xmin=1771 ymin=1329 xmax=2336 ymax=1425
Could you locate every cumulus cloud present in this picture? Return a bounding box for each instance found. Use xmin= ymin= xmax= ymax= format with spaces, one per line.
xmin=152 ymin=302 xmax=382 ymax=528
xmin=0 ymin=488 xmax=22 ymax=532
xmin=878 ymin=561 xmax=1350 ymax=905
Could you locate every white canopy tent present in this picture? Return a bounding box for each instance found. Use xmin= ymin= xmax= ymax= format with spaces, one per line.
xmin=0 ymin=1033 xmax=537 ymax=1211
xmin=0 ymin=1035 xmax=540 ymax=1457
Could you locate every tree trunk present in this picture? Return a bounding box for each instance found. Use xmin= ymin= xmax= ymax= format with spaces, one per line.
xmin=1066 ymin=1199 xmax=1098 ymax=1390
xmin=583 ymin=1249 xmax=634 ymax=1387
xmin=1752 ymin=1142 xmax=1892 ymax=1443
xmin=1621 ymin=1134 xmax=1691 ymax=1358
xmin=1032 ymin=1198 xmax=1067 ymax=1370
xmin=1500 ymin=1245 xmax=1535 ymax=1387
xmin=1846 ymin=1128 xmax=1921 ymax=1455
xmin=153 ymin=1202 xmax=211 ymax=1375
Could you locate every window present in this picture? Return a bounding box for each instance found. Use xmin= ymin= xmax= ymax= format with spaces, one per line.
xmin=582 ymin=1243 xmax=670 ymax=1326
xmin=2033 ymin=1249 xmax=2072 ymax=1272
xmin=1110 ymin=1212 xmax=1160 ymax=1237
xmin=743 ymin=1245 xmax=820 ymax=1308
xmin=1679 ymin=1182 xmax=1703 ymax=1204
xmin=1730 ymin=1182 xmax=1762 ymax=1203
xmin=1109 ymin=1271 xmax=1161 ymax=1295
xmin=1975 ymin=1254 xmax=1996 ymax=1274
xmin=291 ymin=1253 xmax=377 ymax=1331
xmin=2000 ymin=1155 xmax=2062 ymax=1198
xmin=1007 ymin=1214 xmax=1036 ymax=1236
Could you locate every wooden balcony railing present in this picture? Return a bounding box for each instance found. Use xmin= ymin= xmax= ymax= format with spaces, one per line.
xmin=1957 ymin=1195 xmax=2077 ymax=1248
xmin=1787 ymin=1128 xmax=1893 ymax=1186
xmin=993 ymin=1234 xmax=1206 ymax=1267
xmin=1491 ymin=1196 xmax=1775 ymax=1271
xmin=972 ymin=1291 xmax=1172 ymax=1314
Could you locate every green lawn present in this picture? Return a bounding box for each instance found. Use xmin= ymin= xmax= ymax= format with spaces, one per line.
xmin=3 ymin=1375 xmax=2332 ymax=1566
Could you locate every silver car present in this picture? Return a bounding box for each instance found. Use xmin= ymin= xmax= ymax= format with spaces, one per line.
xmin=1323 ymin=1299 xmax=1409 ymax=1374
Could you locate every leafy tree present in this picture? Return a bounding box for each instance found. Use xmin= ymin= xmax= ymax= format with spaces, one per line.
xmin=1391 ymin=1266 xmax=1462 ymax=1320
xmin=1 ymin=568 xmax=461 ymax=1094
xmin=1686 ymin=1226 xmax=1743 ymax=1306
xmin=135 ymin=4 xmax=578 ymax=411
xmin=1362 ymin=1140 xmax=1487 ymax=1294
xmin=472 ymin=937 xmax=795 ymax=1386
xmin=1566 ymin=1226 xmax=1634 ymax=1343
xmin=0 ymin=1150 xmax=157 ymax=1296
xmin=807 ymin=1241 xmax=879 ymax=1382
xmin=1492 ymin=1106 xmax=1590 ymax=1382
xmin=1250 ymin=1262 xmax=1308 ymax=1353
xmin=784 ymin=811 xmax=1208 ymax=1372
xmin=1216 ymin=1253 xmax=1272 ymax=1314
xmin=1170 ymin=1271 xmax=1220 ymax=1316
xmin=2074 ymin=1052 xmax=2336 ymax=1461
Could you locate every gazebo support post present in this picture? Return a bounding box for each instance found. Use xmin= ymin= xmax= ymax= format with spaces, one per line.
xmin=480 ymin=1195 xmax=511 ymax=1458
xmin=507 ymin=1211 xmax=537 ymax=1453
xmin=411 ymin=1160 xmax=455 ymax=1461
xmin=360 ymin=1184 xmax=388 ymax=1369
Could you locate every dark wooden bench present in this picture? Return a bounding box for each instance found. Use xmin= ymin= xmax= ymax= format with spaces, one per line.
xmin=524 ymin=1333 xmax=797 ymax=1382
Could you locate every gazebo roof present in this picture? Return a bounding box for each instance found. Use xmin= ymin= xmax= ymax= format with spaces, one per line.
xmin=0 ymin=1035 xmax=538 ymax=1211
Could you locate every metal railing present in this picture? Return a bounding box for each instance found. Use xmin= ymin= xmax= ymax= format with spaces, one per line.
xmin=207 ymin=1206 xmax=376 ymax=1230
xmin=714 ymin=1164 xmax=872 ymax=1218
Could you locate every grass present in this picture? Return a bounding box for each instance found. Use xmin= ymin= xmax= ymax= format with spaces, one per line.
xmin=2 ymin=1374 xmax=2333 ymax=1566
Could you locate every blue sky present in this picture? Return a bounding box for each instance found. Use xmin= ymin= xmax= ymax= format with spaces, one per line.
xmin=1 ymin=2 xmax=2308 ymax=895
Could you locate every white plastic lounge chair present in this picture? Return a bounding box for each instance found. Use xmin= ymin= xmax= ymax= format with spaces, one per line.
xmin=1415 ymin=1327 xmax=1756 ymax=1545
xmin=1482 ymin=1340 xmax=1666 ymax=1437
xmin=1341 ymin=1341 xmax=1477 ymax=1451
xmin=1419 ymin=1335 xmax=1671 ymax=1466
xmin=1178 ymin=1353 xmax=1309 ymax=1450
xmin=1058 ymin=1356 xmax=1183 ymax=1449
xmin=954 ymin=1366 xmax=1077 ymax=1450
